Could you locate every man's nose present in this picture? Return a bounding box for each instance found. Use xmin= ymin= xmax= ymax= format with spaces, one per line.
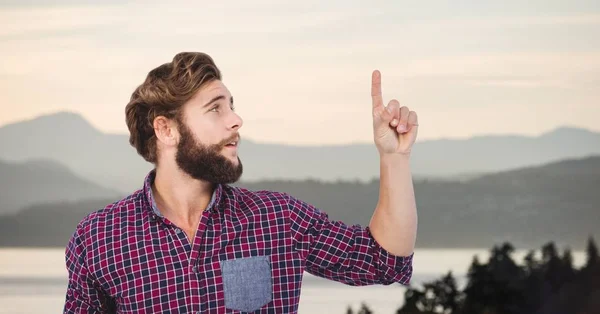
xmin=228 ymin=111 xmax=243 ymax=130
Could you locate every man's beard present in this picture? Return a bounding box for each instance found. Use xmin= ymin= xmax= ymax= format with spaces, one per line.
xmin=175 ymin=123 xmax=243 ymax=184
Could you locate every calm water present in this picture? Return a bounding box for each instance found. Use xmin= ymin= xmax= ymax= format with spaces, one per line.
xmin=0 ymin=248 xmax=586 ymax=314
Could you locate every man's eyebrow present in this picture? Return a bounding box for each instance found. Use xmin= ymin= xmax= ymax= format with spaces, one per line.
xmin=203 ymin=95 xmax=233 ymax=108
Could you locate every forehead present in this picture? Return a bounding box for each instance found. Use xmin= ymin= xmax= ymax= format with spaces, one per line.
xmin=192 ymin=79 xmax=231 ymax=102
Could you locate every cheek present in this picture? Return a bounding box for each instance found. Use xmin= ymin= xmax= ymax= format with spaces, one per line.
xmin=190 ymin=122 xmax=221 ymax=146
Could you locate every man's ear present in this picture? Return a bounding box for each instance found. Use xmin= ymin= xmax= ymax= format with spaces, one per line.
xmin=153 ymin=116 xmax=178 ymax=147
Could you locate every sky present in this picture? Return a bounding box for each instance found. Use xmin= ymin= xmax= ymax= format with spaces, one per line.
xmin=0 ymin=0 xmax=599 ymax=145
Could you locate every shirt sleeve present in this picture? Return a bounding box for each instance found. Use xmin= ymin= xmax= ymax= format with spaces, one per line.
xmin=63 ymin=220 xmax=115 ymax=313
xmin=286 ymin=194 xmax=413 ymax=286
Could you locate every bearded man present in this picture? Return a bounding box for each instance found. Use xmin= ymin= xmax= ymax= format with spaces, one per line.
xmin=63 ymin=52 xmax=419 ymax=314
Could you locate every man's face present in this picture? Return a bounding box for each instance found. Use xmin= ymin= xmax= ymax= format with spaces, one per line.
xmin=174 ymin=79 xmax=244 ymax=184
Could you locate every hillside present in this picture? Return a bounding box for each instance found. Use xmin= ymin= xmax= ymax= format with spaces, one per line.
xmin=0 ymin=159 xmax=122 ymax=215
xmin=1 ymin=156 xmax=598 ymax=249
xmin=236 ymin=156 xmax=600 ymax=250
xmin=1 ymin=112 xmax=599 ymax=192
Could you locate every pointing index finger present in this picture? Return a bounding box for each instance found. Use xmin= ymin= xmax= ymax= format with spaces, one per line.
xmin=371 ymin=70 xmax=383 ymax=110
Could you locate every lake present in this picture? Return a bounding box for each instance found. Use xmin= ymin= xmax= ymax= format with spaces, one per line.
xmin=0 ymin=248 xmax=587 ymax=314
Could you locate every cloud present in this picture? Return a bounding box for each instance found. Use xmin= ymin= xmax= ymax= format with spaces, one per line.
xmin=394 ymin=53 xmax=600 ymax=89
xmin=0 ymin=1 xmax=382 ymax=40
xmin=0 ymin=1 xmax=598 ymax=143
xmin=405 ymin=14 xmax=600 ymax=30
xmin=0 ymin=5 xmax=126 ymax=38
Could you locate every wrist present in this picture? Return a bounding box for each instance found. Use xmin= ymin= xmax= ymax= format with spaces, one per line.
xmin=380 ymin=152 xmax=411 ymax=164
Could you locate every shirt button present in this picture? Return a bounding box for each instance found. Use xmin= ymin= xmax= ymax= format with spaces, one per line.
xmin=175 ymin=228 xmax=181 ymax=234
xmin=192 ymin=266 xmax=198 ymax=273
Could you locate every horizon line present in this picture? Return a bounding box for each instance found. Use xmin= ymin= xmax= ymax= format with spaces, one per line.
xmin=1 ymin=109 xmax=598 ymax=146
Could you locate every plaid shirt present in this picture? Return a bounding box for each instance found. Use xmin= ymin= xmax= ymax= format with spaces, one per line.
xmin=64 ymin=170 xmax=413 ymax=313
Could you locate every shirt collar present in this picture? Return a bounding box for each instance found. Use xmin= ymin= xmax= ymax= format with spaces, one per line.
xmin=142 ymin=169 xmax=222 ymax=217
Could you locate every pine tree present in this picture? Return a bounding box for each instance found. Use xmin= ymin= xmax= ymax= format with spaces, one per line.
xmin=346 ymin=305 xmax=354 ymax=314
xmin=461 ymin=255 xmax=488 ymax=314
xmin=585 ymin=235 xmax=599 ymax=269
xmin=560 ymin=248 xmax=576 ymax=282
xmin=541 ymin=242 xmax=562 ymax=290
xmin=396 ymin=287 xmax=424 ymax=313
xmin=357 ymin=302 xmax=373 ymax=314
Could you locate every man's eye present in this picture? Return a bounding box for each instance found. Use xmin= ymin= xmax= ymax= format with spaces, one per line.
xmin=210 ymin=106 xmax=219 ymax=112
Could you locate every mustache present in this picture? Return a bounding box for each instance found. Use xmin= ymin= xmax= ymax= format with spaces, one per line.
xmin=218 ymin=133 xmax=241 ymax=147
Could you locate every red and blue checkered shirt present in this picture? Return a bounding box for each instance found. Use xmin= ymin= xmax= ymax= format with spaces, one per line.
xmin=64 ymin=170 xmax=413 ymax=313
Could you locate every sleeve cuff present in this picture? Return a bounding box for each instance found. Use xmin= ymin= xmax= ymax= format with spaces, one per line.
xmin=366 ymin=226 xmax=414 ymax=286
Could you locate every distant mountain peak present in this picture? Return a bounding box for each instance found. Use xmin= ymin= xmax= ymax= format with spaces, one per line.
xmin=540 ymin=126 xmax=596 ymax=138
xmin=0 ymin=110 xmax=100 ymax=136
xmin=30 ymin=110 xmax=95 ymax=128
xmin=11 ymin=157 xmax=73 ymax=172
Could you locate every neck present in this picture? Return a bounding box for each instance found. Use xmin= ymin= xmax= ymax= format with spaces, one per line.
xmin=152 ymin=162 xmax=215 ymax=226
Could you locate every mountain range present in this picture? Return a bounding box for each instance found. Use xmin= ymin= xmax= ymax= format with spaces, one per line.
xmin=1 ymin=111 xmax=598 ymax=249
xmin=0 ymin=155 xmax=598 ymax=250
xmin=1 ymin=111 xmax=600 ymax=193
xmin=0 ymin=159 xmax=121 ymax=215
xmin=235 ymin=155 xmax=600 ymax=250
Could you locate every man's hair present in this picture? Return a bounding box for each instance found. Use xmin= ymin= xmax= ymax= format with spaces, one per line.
xmin=125 ymin=52 xmax=222 ymax=163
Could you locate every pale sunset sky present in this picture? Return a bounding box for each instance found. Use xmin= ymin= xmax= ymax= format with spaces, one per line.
xmin=1 ymin=0 xmax=598 ymax=145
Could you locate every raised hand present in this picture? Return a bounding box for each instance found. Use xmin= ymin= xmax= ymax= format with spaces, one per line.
xmin=371 ymin=70 xmax=419 ymax=156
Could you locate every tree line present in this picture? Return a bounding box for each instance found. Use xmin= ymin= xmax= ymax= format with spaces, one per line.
xmin=348 ymin=236 xmax=599 ymax=314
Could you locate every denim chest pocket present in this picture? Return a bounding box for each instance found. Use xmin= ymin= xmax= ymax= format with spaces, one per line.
xmin=220 ymin=255 xmax=273 ymax=312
